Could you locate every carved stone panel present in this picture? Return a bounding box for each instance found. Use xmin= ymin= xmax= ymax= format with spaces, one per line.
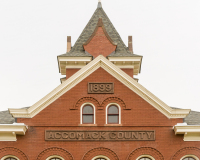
xmin=88 ymin=83 xmax=114 ymax=94
xmin=45 ymin=130 xmax=155 ymax=141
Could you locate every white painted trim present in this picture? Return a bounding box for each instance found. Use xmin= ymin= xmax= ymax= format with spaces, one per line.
xmin=108 ymin=57 xmax=142 ymax=62
xmin=0 ymin=123 xmax=28 ymax=141
xmin=106 ymin=103 xmax=121 ymax=124
xmin=174 ymin=124 xmax=200 ymax=141
xmin=92 ymin=155 xmax=110 ymax=160
xmin=46 ymin=155 xmax=64 ymax=160
xmin=1 ymin=155 xmax=19 ymax=160
xmin=80 ymin=103 xmax=96 ymax=124
xmin=9 ymin=55 xmax=190 ymax=119
xmin=136 ymin=155 xmax=155 ymax=160
xmin=181 ymin=155 xmax=199 ymax=160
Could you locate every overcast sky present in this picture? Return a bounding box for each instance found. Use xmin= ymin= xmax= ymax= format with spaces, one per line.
xmin=0 ymin=0 xmax=200 ymax=112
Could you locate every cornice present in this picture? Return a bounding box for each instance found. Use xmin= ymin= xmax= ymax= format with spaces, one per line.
xmin=0 ymin=123 xmax=28 ymax=141
xmin=9 ymin=55 xmax=190 ymax=119
xmin=174 ymin=123 xmax=200 ymax=141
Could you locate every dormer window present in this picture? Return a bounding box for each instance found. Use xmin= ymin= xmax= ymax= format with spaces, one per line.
xmin=107 ymin=104 xmax=120 ymax=124
xmin=82 ymin=104 xmax=94 ymax=124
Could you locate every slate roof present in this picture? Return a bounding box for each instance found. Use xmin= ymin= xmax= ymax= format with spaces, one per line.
xmin=0 ymin=108 xmax=200 ymax=125
xmin=58 ymin=2 xmax=141 ymax=58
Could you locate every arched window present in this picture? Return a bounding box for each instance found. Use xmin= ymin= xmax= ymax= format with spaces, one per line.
xmin=139 ymin=158 xmax=152 ymax=160
xmin=95 ymin=158 xmax=107 ymax=160
xmin=82 ymin=104 xmax=94 ymax=124
xmin=4 ymin=158 xmax=17 ymax=160
xmin=182 ymin=157 xmax=196 ymax=160
xmin=107 ymin=105 xmax=119 ymax=124
xmin=49 ymin=158 xmax=62 ymax=160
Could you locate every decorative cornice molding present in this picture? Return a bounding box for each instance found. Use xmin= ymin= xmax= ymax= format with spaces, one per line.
xmin=174 ymin=123 xmax=200 ymax=141
xmin=0 ymin=123 xmax=28 ymax=141
xmin=9 ymin=55 xmax=190 ymax=119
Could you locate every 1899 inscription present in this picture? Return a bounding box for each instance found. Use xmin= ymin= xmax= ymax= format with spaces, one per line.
xmin=88 ymin=83 xmax=114 ymax=94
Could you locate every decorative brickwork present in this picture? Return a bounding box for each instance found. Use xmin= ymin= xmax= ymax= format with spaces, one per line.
xmin=100 ymin=97 xmax=128 ymax=110
xmin=71 ymin=97 xmax=100 ymax=110
xmin=82 ymin=147 xmax=119 ymax=160
xmin=37 ymin=147 xmax=73 ymax=160
xmin=172 ymin=147 xmax=200 ymax=160
xmin=126 ymin=147 xmax=164 ymax=160
xmin=0 ymin=147 xmax=28 ymax=160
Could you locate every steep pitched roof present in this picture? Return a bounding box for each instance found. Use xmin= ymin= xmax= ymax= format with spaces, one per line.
xmin=59 ymin=2 xmax=141 ymax=57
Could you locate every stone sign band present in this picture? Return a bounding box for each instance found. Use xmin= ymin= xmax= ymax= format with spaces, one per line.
xmin=45 ymin=130 xmax=155 ymax=141
xmin=88 ymin=83 xmax=114 ymax=94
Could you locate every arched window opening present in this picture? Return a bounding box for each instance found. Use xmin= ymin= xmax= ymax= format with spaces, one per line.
xmin=183 ymin=157 xmax=196 ymax=160
xmin=139 ymin=158 xmax=152 ymax=160
xmin=4 ymin=158 xmax=17 ymax=160
xmin=95 ymin=158 xmax=107 ymax=160
xmin=82 ymin=105 xmax=94 ymax=124
xmin=107 ymin=105 xmax=119 ymax=124
xmin=49 ymin=158 xmax=62 ymax=160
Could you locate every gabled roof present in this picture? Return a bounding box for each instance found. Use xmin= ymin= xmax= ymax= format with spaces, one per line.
xmin=59 ymin=2 xmax=141 ymax=57
xmin=9 ymin=55 xmax=190 ymax=119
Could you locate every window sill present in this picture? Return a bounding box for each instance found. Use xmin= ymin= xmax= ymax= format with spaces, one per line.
xmin=79 ymin=124 xmax=97 ymax=126
xmin=104 ymin=124 xmax=122 ymax=126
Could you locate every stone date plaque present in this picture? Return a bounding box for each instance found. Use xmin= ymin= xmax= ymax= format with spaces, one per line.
xmin=88 ymin=83 xmax=114 ymax=94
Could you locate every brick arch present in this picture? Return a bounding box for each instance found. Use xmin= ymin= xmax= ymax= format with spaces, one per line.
xmin=37 ymin=147 xmax=73 ymax=160
xmin=172 ymin=147 xmax=200 ymax=160
xmin=100 ymin=97 xmax=128 ymax=110
xmin=82 ymin=147 xmax=119 ymax=160
xmin=70 ymin=97 xmax=100 ymax=110
xmin=0 ymin=147 xmax=28 ymax=160
xmin=126 ymin=147 xmax=164 ymax=160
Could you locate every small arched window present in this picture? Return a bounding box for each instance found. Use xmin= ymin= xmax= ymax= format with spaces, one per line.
xmin=82 ymin=105 xmax=94 ymax=124
xmin=182 ymin=157 xmax=196 ymax=160
xmin=4 ymin=158 xmax=17 ymax=160
xmin=107 ymin=105 xmax=119 ymax=124
xmin=49 ymin=158 xmax=62 ymax=160
xmin=139 ymin=158 xmax=152 ymax=160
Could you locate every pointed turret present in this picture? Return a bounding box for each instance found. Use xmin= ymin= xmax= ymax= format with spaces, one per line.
xmin=57 ymin=1 xmax=143 ymax=82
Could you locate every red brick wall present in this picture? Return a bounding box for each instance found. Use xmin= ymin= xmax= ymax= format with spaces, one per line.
xmin=83 ymin=27 xmax=116 ymax=58
xmin=2 ymin=68 xmax=197 ymax=160
xmin=121 ymin=68 xmax=133 ymax=78
xmin=66 ymin=68 xmax=80 ymax=79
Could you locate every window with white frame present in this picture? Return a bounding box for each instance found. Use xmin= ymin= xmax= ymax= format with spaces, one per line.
xmin=82 ymin=104 xmax=94 ymax=124
xmin=182 ymin=157 xmax=196 ymax=160
xmin=106 ymin=104 xmax=120 ymax=124
xmin=4 ymin=158 xmax=17 ymax=160
xmin=139 ymin=158 xmax=152 ymax=160
xmin=49 ymin=158 xmax=62 ymax=160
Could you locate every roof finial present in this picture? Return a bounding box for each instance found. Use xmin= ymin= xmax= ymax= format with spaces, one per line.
xmin=97 ymin=0 xmax=102 ymax=8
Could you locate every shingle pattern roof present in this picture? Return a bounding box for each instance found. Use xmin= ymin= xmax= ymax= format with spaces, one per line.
xmin=0 ymin=108 xmax=200 ymax=125
xmin=184 ymin=110 xmax=200 ymax=125
xmin=0 ymin=110 xmax=15 ymax=124
xmin=58 ymin=2 xmax=141 ymax=57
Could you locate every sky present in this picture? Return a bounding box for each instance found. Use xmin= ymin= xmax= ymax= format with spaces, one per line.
xmin=0 ymin=0 xmax=200 ymax=112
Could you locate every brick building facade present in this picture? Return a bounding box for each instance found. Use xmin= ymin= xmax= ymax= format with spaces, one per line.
xmin=0 ymin=1 xmax=200 ymax=160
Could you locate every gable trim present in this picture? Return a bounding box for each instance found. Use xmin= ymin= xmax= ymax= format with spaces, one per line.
xmin=9 ymin=55 xmax=190 ymax=119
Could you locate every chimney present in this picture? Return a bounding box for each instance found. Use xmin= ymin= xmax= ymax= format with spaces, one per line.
xmin=128 ymin=36 xmax=133 ymax=53
xmin=67 ymin=36 xmax=71 ymax=52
